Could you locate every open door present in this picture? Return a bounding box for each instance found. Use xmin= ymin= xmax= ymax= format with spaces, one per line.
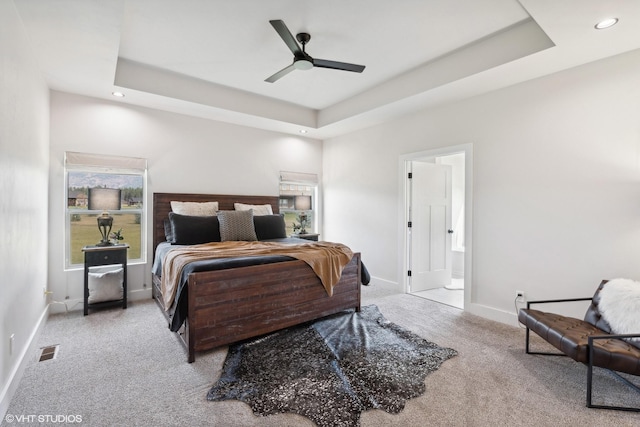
xmin=408 ymin=161 xmax=452 ymax=292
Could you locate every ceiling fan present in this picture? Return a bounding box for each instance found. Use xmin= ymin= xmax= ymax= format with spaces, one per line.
xmin=265 ymin=19 xmax=366 ymax=83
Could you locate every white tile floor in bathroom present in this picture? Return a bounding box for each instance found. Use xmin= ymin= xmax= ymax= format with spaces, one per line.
xmin=411 ymin=278 xmax=464 ymax=309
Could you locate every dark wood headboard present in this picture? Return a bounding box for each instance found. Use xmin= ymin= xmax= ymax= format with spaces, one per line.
xmin=152 ymin=193 xmax=280 ymax=257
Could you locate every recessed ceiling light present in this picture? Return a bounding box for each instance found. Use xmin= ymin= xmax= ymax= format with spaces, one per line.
xmin=112 ymin=91 xmax=125 ymax=97
xmin=299 ymin=129 xmax=308 ymax=134
xmin=595 ymin=18 xmax=618 ymax=30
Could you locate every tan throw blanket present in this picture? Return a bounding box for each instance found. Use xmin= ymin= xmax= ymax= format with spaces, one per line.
xmin=161 ymin=241 xmax=354 ymax=310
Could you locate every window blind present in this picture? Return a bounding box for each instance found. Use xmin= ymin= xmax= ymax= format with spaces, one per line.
xmin=65 ymin=151 xmax=147 ymax=172
xmin=279 ymin=171 xmax=318 ymax=184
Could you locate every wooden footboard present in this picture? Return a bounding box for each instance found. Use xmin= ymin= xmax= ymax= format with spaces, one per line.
xmin=153 ymin=253 xmax=361 ymax=362
xmin=186 ymin=253 xmax=361 ymax=362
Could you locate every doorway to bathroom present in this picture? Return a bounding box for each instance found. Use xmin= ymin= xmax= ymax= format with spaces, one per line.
xmin=401 ymin=144 xmax=472 ymax=309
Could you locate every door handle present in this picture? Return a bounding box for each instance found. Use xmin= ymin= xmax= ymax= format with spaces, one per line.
xmin=447 ymin=229 xmax=454 ymax=234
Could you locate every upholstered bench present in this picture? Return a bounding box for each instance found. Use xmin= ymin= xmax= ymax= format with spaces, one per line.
xmin=518 ymin=279 xmax=640 ymax=411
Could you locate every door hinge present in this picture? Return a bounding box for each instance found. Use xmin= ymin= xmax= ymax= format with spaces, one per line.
xmin=408 ymin=270 xmax=412 ymax=277
xmin=408 ymin=172 xmax=412 ymax=179
xmin=408 ymin=221 xmax=412 ymax=228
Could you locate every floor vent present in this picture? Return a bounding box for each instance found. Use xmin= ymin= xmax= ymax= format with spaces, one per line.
xmin=39 ymin=345 xmax=59 ymax=362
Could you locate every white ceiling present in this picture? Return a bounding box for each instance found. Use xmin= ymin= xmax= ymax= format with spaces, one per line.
xmin=13 ymin=0 xmax=640 ymax=139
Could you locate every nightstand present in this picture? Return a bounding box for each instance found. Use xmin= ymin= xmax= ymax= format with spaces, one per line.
xmin=294 ymin=233 xmax=320 ymax=241
xmin=82 ymin=244 xmax=129 ymax=315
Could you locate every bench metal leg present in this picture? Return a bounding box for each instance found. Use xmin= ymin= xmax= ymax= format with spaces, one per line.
xmin=524 ymin=326 xmax=567 ymax=356
xmin=587 ymin=339 xmax=640 ymax=412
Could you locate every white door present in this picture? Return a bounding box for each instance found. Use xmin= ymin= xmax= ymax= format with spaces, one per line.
xmin=409 ymin=161 xmax=453 ymax=292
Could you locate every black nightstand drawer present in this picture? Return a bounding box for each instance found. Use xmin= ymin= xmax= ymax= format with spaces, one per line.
xmin=85 ymin=248 xmax=127 ymax=266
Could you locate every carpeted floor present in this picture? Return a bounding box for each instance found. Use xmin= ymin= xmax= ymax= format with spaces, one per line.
xmin=3 ymin=281 xmax=640 ymax=426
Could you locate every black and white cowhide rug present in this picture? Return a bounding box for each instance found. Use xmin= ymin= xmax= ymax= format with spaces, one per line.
xmin=207 ymin=305 xmax=457 ymax=427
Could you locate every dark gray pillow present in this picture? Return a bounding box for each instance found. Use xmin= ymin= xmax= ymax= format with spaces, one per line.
xmin=168 ymin=212 xmax=221 ymax=245
xmin=253 ymin=214 xmax=287 ymax=240
xmin=218 ymin=210 xmax=257 ymax=241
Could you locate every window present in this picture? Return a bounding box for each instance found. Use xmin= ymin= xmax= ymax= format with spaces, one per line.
xmin=279 ymin=171 xmax=318 ymax=236
xmin=65 ymin=152 xmax=147 ymax=268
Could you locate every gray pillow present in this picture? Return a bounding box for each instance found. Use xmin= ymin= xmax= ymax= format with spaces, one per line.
xmin=218 ymin=210 xmax=257 ymax=241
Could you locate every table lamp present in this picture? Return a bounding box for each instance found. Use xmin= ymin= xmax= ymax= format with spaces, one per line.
xmin=88 ymin=188 xmax=121 ymax=246
xmin=294 ymin=195 xmax=312 ymax=234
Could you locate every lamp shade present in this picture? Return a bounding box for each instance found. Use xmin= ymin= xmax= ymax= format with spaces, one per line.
xmin=294 ymin=195 xmax=312 ymax=211
xmin=88 ymin=188 xmax=121 ymax=211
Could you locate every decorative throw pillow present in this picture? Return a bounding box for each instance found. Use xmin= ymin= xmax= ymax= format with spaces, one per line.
xmin=88 ymin=267 xmax=124 ymax=304
xmin=168 ymin=212 xmax=221 ymax=244
xmin=597 ymin=278 xmax=640 ymax=346
xmin=234 ymin=202 xmax=273 ymax=216
xmin=253 ymin=214 xmax=287 ymax=240
xmin=171 ymin=201 xmax=218 ymax=216
xmin=218 ymin=210 xmax=258 ymax=241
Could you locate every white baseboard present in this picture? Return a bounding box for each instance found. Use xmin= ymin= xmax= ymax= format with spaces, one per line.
xmin=0 ymin=305 xmax=49 ymax=421
xmin=466 ymin=302 xmax=520 ymax=327
xmin=369 ymin=276 xmax=398 ymax=286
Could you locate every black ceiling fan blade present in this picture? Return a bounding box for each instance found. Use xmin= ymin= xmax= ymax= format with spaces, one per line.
xmin=313 ymin=59 xmax=365 ymax=73
xmin=265 ymin=63 xmax=296 ymax=83
xmin=269 ymin=20 xmax=303 ymax=56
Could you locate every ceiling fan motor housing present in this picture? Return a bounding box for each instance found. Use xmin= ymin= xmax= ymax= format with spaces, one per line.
xmin=294 ymin=33 xmax=313 ymax=70
xmin=296 ymin=33 xmax=311 ymax=45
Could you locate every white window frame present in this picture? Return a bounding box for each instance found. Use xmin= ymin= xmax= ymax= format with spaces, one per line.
xmin=64 ymin=152 xmax=147 ymax=269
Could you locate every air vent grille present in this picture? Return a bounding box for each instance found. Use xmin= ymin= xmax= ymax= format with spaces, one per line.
xmin=39 ymin=345 xmax=59 ymax=362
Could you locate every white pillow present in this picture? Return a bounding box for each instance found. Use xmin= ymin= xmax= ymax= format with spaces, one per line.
xmin=234 ymin=202 xmax=273 ymax=216
xmin=171 ymin=201 xmax=218 ymax=216
xmin=598 ymin=278 xmax=640 ymax=342
xmin=88 ymin=267 xmax=124 ymax=304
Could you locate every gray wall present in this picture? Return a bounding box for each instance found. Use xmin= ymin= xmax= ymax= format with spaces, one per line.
xmin=323 ymin=48 xmax=640 ymax=324
xmin=47 ymin=91 xmax=323 ymax=313
xmin=0 ymin=0 xmax=50 ymax=415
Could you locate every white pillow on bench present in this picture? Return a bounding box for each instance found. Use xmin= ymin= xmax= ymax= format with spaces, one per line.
xmin=598 ymin=278 xmax=640 ymax=343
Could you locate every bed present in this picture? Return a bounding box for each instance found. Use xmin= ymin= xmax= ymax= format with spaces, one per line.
xmin=151 ymin=192 xmax=362 ymax=362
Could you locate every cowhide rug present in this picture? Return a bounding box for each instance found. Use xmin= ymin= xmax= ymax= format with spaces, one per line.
xmin=207 ymin=305 xmax=457 ymax=427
